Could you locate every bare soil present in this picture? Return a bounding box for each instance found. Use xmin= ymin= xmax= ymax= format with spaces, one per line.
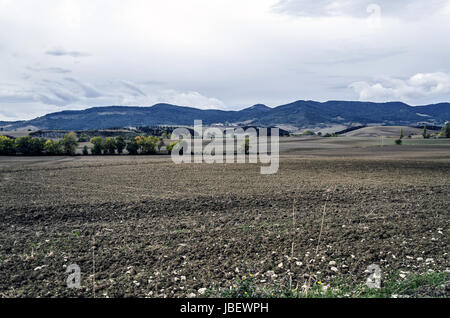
xmin=0 ymin=145 xmax=448 ymax=298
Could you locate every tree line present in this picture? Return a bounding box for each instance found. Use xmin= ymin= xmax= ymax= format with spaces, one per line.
xmin=0 ymin=132 xmax=181 ymax=156
xmin=0 ymin=132 xmax=78 ymax=156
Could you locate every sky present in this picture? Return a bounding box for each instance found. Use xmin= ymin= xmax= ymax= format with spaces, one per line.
xmin=1 ymin=0 xmax=450 ymax=121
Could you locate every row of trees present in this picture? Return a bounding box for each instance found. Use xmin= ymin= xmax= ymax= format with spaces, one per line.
xmin=0 ymin=132 xmax=78 ymax=155
xmin=0 ymin=133 xmax=174 ymax=156
xmin=422 ymin=123 xmax=450 ymax=139
xmin=396 ymin=123 xmax=450 ymax=145
xmin=89 ymin=136 xmax=165 ymax=155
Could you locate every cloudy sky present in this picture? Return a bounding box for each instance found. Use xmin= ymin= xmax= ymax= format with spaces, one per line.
xmin=1 ymin=0 xmax=450 ymax=120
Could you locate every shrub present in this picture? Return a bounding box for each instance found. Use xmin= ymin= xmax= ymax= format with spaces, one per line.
xmin=62 ymin=132 xmax=78 ymax=155
xmin=395 ymin=139 xmax=402 ymax=145
xmin=90 ymin=137 xmax=104 ymax=155
xmin=115 ymin=136 xmax=126 ymax=154
xmin=0 ymin=135 xmax=16 ymax=155
xmin=82 ymin=145 xmax=89 ymax=155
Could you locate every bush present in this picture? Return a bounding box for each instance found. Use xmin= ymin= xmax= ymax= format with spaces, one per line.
xmin=395 ymin=139 xmax=402 ymax=145
xmin=90 ymin=137 xmax=104 ymax=155
xmin=0 ymin=136 xmax=16 ymax=155
xmin=62 ymin=132 xmax=78 ymax=155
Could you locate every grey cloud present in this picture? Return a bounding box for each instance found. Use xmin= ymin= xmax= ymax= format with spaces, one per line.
xmin=43 ymin=88 xmax=80 ymax=105
xmin=272 ymin=0 xmax=448 ymax=18
xmin=121 ymin=80 xmax=146 ymax=97
xmin=0 ymin=94 xmax=35 ymax=104
xmin=307 ymin=49 xmax=405 ymax=65
xmin=27 ymin=66 xmax=72 ymax=74
xmin=64 ymin=78 xmax=103 ymax=98
xmin=46 ymin=48 xmax=90 ymax=57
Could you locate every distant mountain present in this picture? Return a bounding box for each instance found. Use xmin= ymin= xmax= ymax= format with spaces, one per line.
xmin=0 ymin=120 xmax=26 ymax=129
xmin=1 ymin=101 xmax=449 ymax=131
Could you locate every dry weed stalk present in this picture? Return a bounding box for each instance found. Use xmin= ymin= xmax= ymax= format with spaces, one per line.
xmin=304 ymin=187 xmax=334 ymax=296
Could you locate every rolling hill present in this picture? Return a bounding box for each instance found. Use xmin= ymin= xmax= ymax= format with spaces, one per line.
xmin=1 ymin=100 xmax=449 ymax=131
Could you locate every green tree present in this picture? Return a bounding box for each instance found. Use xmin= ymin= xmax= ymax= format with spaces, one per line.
xmin=395 ymin=139 xmax=402 ymax=145
xmin=126 ymin=138 xmax=139 ymax=155
xmin=157 ymin=137 xmax=165 ymax=152
xmin=115 ymin=136 xmax=126 ymax=154
xmin=135 ymin=136 xmax=158 ymax=154
xmin=400 ymin=128 xmax=404 ymax=139
xmin=62 ymin=132 xmax=78 ymax=155
xmin=423 ymin=125 xmax=429 ymax=139
xmin=31 ymin=138 xmax=46 ymax=155
xmin=15 ymin=136 xmax=34 ymax=155
xmin=242 ymin=138 xmax=250 ymax=155
xmin=442 ymin=122 xmax=450 ymax=138
xmin=0 ymin=135 xmax=16 ymax=155
xmin=44 ymin=139 xmax=62 ymax=155
xmin=82 ymin=145 xmax=89 ymax=155
xmin=90 ymin=137 xmax=104 ymax=155
xmin=166 ymin=141 xmax=181 ymax=155
xmin=78 ymin=133 xmax=89 ymax=142
xmin=104 ymin=137 xmax=117 ymax=155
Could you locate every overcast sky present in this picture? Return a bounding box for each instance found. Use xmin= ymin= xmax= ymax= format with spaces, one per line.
xmin=1 ymin=0 xmax=450 ymax=120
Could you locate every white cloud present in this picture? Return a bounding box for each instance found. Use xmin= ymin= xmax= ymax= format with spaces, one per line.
xmin=155 ymin=90 xmax=225 ymax=110
xmin=0 ymin=0 xmax=449 ymax=119
xmin=0 ymin=78 xmax=225 ymax=120
xmin=350 ymin=72 xmax=450 ymax=104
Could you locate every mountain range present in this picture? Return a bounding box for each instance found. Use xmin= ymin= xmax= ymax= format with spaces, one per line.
xmin=1 ymin=100 xmax=449 ymax=131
